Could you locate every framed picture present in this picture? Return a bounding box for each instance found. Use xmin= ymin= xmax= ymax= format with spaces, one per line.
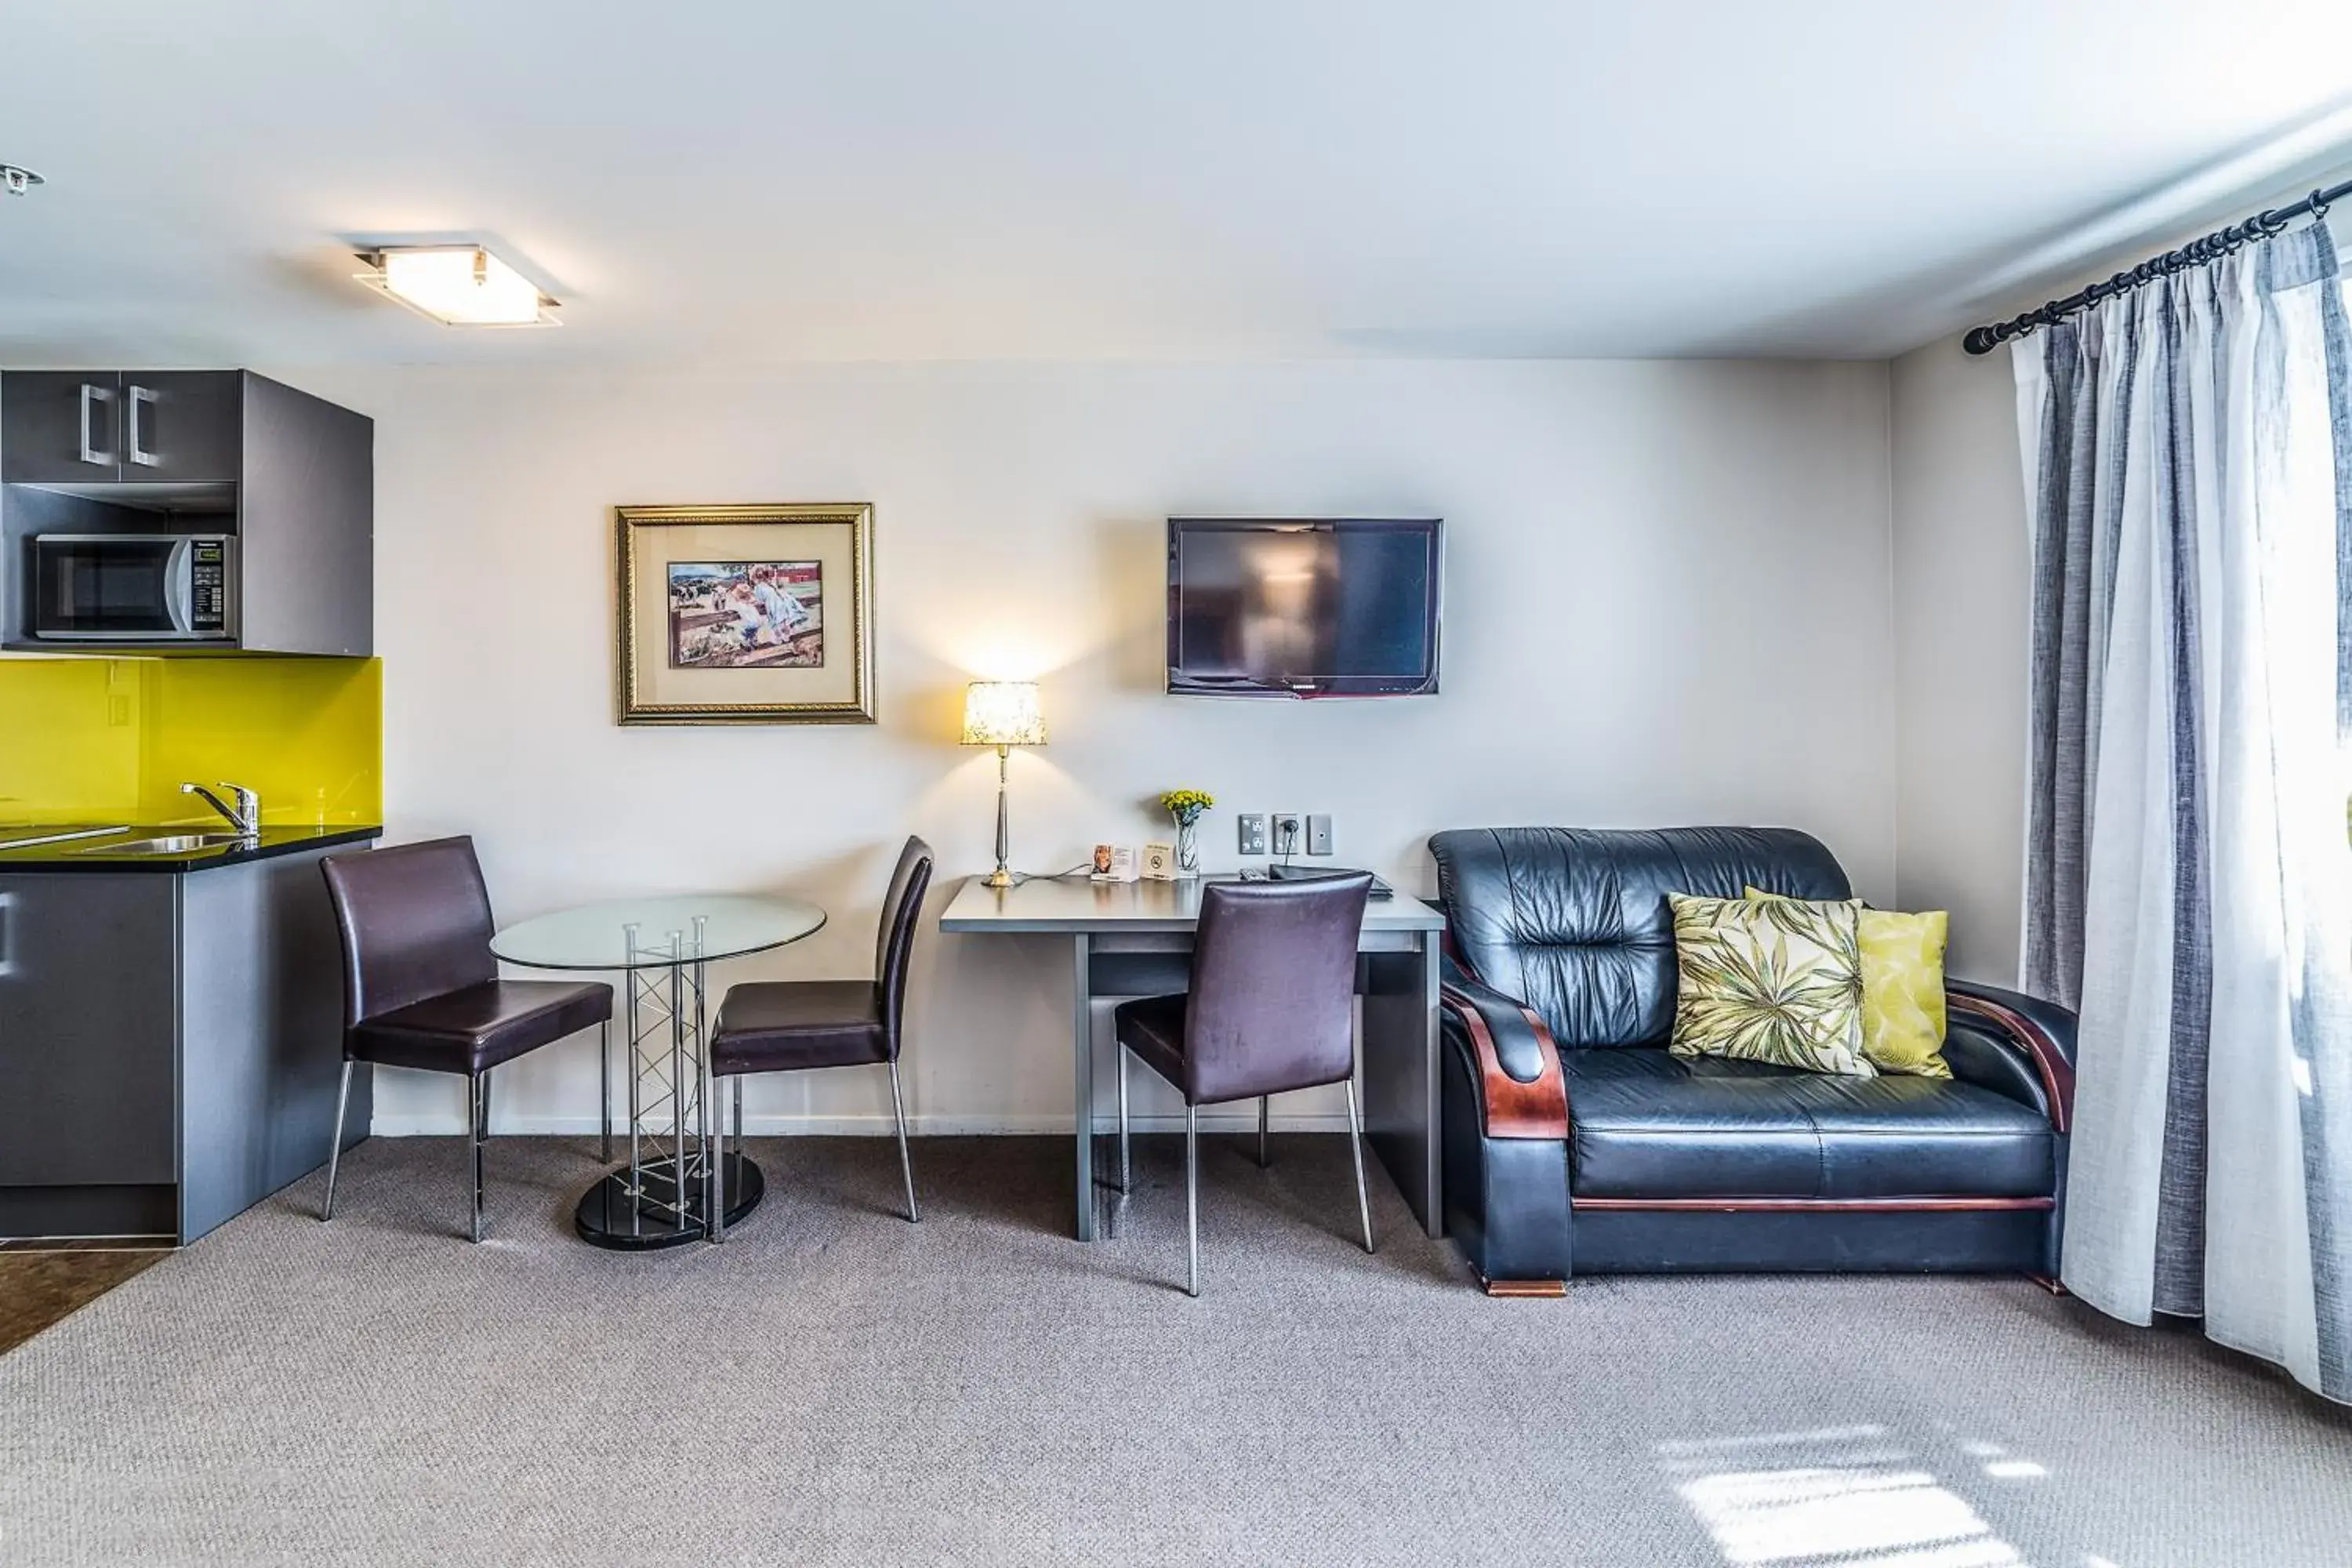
xmin=615 ymin=503 xmax=876 ymax=724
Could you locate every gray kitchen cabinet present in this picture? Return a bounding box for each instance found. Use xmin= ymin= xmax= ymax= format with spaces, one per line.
xmin=0 ymin=843 xmax=370 ymax=1243
xmin=0 ymin=371 xmax=243 ymax=485
xmin=0 ymin=372 xmax=122 ymax=485
xmin=0 ymin=369 xmax=372 ymax=655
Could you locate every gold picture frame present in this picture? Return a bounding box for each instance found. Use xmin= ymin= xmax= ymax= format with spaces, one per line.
xmin=615 ymin=503 xmax=877 ymax=724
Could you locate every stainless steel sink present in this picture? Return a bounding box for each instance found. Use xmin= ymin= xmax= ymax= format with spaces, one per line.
xmin=74 ymin=833 xmax=252 ymax=856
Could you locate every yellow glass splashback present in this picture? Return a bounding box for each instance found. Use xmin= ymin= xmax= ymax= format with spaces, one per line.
xmin=0 ymin=655 xmax=381 ymax=828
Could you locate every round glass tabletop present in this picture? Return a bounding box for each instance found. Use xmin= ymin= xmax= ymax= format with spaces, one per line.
xmin=490 ymin=892 xmax=828 ymax=971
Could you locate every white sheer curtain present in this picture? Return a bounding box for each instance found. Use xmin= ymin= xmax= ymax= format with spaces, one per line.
xmin=2013 ymin=221 xmax=2352 ymax=1403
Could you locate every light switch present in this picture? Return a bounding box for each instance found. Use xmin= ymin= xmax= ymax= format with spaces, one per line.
xmin=1307 ymin=815 xmax=1334 ymax=855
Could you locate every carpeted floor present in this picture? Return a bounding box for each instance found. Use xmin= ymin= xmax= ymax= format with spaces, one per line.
xmin=2 ymin=1134 xmax=2347 ymax=1566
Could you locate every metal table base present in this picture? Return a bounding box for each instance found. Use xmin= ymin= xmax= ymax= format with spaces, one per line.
xmin=575 ymin=918 xmax=765 ymax=1250
xmin=575 ymin=1152 xmax=765 ymax=1250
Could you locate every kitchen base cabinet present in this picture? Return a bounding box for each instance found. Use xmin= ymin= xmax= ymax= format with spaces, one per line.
xmin=0 ymin=844 xmax=370 ymax=1243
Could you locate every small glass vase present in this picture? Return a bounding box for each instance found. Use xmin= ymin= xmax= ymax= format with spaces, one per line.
xmin=1175 ymin=818 xmax=1201 ymax=877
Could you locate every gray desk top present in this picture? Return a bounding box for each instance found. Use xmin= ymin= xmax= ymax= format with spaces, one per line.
xmin=938 ymin=872 xmax=1446 ymax=934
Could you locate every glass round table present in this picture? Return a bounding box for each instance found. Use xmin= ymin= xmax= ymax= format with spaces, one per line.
xmin=492 ymin=892 xmax=826 ymax=1250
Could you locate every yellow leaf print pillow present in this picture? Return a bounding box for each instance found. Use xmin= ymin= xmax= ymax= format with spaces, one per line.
xmin=1666 ymin=893 xmax=1873 ymax=1077
xmin=1745 ymin=887 xmax=1950 ymax=1079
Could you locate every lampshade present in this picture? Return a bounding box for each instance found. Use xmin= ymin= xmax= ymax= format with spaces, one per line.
xmin=960 ymin=681 xmax=1047 ymax=747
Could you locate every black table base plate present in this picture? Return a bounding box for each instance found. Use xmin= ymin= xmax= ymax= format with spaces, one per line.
xmin=574 ymin=1152 xmax=765 ymax=1250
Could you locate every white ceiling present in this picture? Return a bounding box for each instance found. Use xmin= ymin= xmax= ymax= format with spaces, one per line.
xmin=4 ymin=0 xmax=2351 ymax=365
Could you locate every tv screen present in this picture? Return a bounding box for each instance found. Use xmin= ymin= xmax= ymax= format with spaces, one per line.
xmin=1166 ymin=518 xmax=1442 ymax=697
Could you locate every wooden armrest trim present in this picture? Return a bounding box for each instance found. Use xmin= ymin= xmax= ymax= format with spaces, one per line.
xmin=1572 ymin=1195 xmax=2055 ymax=1214
xmin=1948 ymin=991 xmax=2075 ymax=1134
xmin=1440 ymin=987 xmax=1568 ymax=1140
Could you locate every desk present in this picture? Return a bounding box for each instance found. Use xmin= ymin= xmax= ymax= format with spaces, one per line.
xmin=938 ymin=874 xmax=1447 ymax=1242
xmin=492 ymin=892 xmax=826 ymax=1250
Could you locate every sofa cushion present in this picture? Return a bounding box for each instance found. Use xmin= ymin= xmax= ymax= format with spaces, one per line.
xmin=1667 ymin=892 xmax=1872 ymax=1076
xmin=1563 ymin=1047 xmax=2054 ymax=1200
xmin=1429 ymin=827 xmax=1851 ymax=1049
xmin=1747 ymin=888 xmax=1953 ymax=1078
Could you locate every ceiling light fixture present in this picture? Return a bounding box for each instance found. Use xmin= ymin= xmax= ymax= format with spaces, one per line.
xmin=2 ymin=165 xmax=45 ymax=196
xmin=353 ymin=245 xmax=560 ymax=326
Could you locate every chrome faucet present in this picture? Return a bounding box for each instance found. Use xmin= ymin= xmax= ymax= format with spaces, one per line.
xmin=182 ymin=781 xmax=261 ymax=839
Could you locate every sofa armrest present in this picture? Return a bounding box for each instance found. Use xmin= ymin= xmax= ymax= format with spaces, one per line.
xmin=1439 ymin=959 xmax=1568 ymax=1141
xmin=1944 ymin=979 xmax=2077 ymax=1133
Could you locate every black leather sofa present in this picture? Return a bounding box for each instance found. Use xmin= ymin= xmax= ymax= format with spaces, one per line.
xmin=1426 ymin=827 xmax=2075 ymax=1296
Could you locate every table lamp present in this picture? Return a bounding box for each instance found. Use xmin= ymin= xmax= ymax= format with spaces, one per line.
xmin=960 ymin=681 xmax=1047 ymax=888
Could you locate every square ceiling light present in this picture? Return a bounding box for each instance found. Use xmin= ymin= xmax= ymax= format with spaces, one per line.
xmin=354 ymin=245 xmax=560 ymax=326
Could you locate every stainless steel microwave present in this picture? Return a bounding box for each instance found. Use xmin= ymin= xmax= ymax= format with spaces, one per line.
xmin=27 ymin=534 xmax=235 ymax=641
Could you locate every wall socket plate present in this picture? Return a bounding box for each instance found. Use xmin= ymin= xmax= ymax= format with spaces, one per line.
xmin=1270 ymin=812 xmax=1304 ymax=857
xmin=1236 ymin=813 xmax=1267 ymax=856
xmin=1306 ymin=814 xmax=1334 ymax=855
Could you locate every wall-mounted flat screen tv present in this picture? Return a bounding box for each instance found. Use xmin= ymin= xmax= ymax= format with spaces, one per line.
xmin=1166 ymin=517 xmax=1443 ymax=697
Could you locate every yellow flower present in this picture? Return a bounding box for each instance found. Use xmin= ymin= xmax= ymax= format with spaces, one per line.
xmin=1160 ymin=788 xmax=1214 ymax=823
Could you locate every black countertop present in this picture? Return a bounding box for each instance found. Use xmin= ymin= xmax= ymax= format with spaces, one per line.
xmin=0 ymin=823 xmax=383 ymax=874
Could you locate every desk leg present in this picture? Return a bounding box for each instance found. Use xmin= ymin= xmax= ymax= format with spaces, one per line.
xmin=1072 ymin=933 xmax=1098 ymax=1241
xmin=1362 ymin=933 xmax=1443 ymax=1238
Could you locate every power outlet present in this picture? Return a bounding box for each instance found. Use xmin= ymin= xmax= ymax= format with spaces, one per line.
xmin=1237 ymin=813 xmax=1267 ymax=856
xmin=1306 ymin=814 xmax=1334 ymax=855
xmin=1270 ymin=813 xmax=1304 ymax=858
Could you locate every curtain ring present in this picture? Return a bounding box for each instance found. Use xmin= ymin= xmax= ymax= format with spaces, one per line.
xmin=2310 ymin=188 xmax=2332 ymax=223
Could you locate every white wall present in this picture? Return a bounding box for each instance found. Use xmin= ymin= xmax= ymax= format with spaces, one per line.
xmin=279 ymin=360 xmax=1896 ymax=1135
xmin=1889 ymin=336 xmax=2029 ymax=982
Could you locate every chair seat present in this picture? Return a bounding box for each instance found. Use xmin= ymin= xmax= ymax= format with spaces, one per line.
xmin=1563 ymin=1047 xmax=2054 ymax=1201
xmin=710 ymin=980 xmax=887 ymax=1076
xmin=350 ymin=978 xmax=612 ymax=1076
xmin=1112 ymin=992 xmax=1356 ymax=1106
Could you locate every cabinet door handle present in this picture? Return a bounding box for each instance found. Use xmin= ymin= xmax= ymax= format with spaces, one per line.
xmin=78 ymin=382 xmax=115 ymax=466
xmin=127 ymin=383 xmax=160 ymax=467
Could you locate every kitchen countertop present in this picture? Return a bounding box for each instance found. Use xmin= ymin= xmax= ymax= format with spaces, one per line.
xmin=0 ymin=823 xmax=383 ymax=873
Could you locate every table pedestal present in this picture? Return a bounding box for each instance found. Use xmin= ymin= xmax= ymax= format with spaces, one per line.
xmin=573 ymin=920 xmax=768 ymax=1251
xmin=575 ymin=1152 xmax=765 ymax=1250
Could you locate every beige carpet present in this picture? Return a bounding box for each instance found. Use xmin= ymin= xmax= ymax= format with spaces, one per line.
xmin=2 ymin=1134 xmax=2347 ymax=1566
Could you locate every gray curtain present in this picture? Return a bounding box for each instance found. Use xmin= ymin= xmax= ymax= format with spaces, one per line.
xmin=2014 ymin=221 xmax=2352 ymax=1402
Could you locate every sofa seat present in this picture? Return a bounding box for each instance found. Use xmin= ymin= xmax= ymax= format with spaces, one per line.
xmin=1563 ymin=1047 xmax=2056 ymax=1201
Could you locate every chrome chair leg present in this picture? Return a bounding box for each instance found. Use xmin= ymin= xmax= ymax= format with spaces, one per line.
xmin=1258 ymin=1094 xmax=1270 ymax=1167
xmin=598 ymin=1018 xmax=612 ymax=1163
xmin=469 ymin=1070 xmax=488 ymax=1243
xmin=732 ymin=1075 xmax=744 ymax=1142
xmin=1345 ymin=1077 xmax=1374 ymax=1254
xmin=887 ymin=1060 xmax=920 ymax=1223
xmin=321 ymin=1059 xmax=354 ymax=1221
xmin=1185 ymin=1103 xmax=1200 ymax=1298
xmin=1116 ymin=1045 xmax=1131 ymax=1194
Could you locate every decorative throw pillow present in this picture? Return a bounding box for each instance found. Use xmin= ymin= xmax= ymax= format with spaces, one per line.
xmin=1666 ymin=893 xmax=1872 ymax=1076
xmin=1744 ymin=888 xmax=1951 ymax=1079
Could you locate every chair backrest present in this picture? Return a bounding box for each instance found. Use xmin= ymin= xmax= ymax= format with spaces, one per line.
xmin=1185 ymin=873 xmax=1371 ymax=1104
xmin=1428 ymin=826 xmax=1851 ymax=1049
xmin=873 ymin=835 xmax=935 ymax=1055
xmin=319 ymin=836 xmax=499 ymax=1029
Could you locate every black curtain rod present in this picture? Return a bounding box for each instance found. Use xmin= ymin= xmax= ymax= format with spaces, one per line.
xmin=1962 ymin=177 xmax=2352 ymax=354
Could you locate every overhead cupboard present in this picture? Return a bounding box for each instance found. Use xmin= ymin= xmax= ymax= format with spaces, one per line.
xmin=0 ymin=369 xmax=372 ymax=656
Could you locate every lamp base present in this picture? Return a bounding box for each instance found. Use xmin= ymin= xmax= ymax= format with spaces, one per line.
xmin=983 ymin=867 xmax=1033 ymax=889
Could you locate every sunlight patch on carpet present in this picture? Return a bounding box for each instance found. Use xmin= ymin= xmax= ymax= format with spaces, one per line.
xmin=1659 ymin=1424 xmax=2033 ymax=1567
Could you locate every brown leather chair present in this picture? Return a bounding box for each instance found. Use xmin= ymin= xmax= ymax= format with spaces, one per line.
xmin=318 ymin=837 xmax=613 ymax=1241
xmin=705 ymin=837 xmax=934 ymax=1237
xmin=1113 ymin=873 xmax=1376 ymax=1296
